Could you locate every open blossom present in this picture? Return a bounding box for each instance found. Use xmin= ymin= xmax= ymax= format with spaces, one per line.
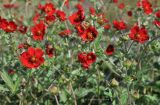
xmin=78 ymin=52 xmax=96 ymax=69
xmin=79 ymin=26 xmax=98 ymax=42
xmin=137 ymin=0 xmax=153 ymax=15
xmin=69 ymin=10 xmax=85 ymax=25
xmin=105 ymin=44 xmax=115 ymax=56
xmin=41 ymin=3 xmax=56 ymax=16
xmin=31 ymin=21 xmax=46 ymax=41
xmin=45 ymin=15 xmax=56 ymax=25
xmin=20 ymin=47 xmax=44 ymax=68
xmin=129 ymin=24 xmax=149 ymax=44
xmin=56 ymin=10 xmax=67 ymax=21
xmin=0 ymin=18 xmax=17 ymax=33
xmin=113 ymin=20 xmax=127 ymax=30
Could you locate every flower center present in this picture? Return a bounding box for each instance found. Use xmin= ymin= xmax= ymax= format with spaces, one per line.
xmin=87 ymin=32 xmax=94 ymax=40
xmin=135 ymin=33 xmax=140 ymax=39
xmin=30 ymin=56 xmax=37 ymax=63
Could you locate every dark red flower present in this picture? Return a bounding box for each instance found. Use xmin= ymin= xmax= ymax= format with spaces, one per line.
xmin=155 ymin=10 xmax=160 ymax=18
xmin=8 ymin=69 xmax=15 ymax=75
xmin=127 ymin=11 xmax=133 ymax=17
xmin=31 ymin=21 xmax=46 ymax=41
xmin=129 ymin=25 xmax=149 ymax=44
xmin=113 ymin=20 xmax=127 ymax=30
xmin=18 ymin=25 xmax=27 ymax=34
xmin=69 ymin=10 xmax=85 ymax=25
xmin=105 ymin=44 xmax=115 ymax=56
xmin=79 ymin=26 xmax=98 ymax=42
xmin=59 ymin=29 xmax=72 ymax=37
xmin=20 ymin=47 xmax=44 ymax=68
xmin=78 ymin=52 xmax=96 ymax=69
xmin=45 ymin=15 xmax=56 ymax=25
xmin=45 ymin=44 xmax=55 ymax=58
xmin=0 ymin=19 xmax=17 ymax=33
xmin=56 ymin=10 xmax=67 ymax=21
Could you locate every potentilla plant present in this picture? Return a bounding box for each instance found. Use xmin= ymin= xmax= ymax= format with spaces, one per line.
xmin=0 ymin=0 xmax=160 ymax=105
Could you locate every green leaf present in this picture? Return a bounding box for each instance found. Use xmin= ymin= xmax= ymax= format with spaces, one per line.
xmin=0 ymin=71 xmax=19 ymax=94
xmin=59 ymin=90 xmax=67 ymax=102
xmin=0 ymin=84 xmax=9 ymax=92
xmin=75 ymin=88 xmax=94 ymax=98
xmin=120 ymin=89 xmax=128 ymax=105
xmin=0 ymin=71 xmax=14 ymax=93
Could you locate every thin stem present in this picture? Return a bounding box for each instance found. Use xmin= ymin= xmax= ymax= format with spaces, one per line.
xmin=54 ymin=95 xmax=60 ymax=105
xmin=127 ymin=41 xmax=134 ymax=53
xmin=70 ymin=82 xmax=77 ymax=105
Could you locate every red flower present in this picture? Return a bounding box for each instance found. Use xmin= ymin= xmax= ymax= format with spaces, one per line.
xmin=59 ymin=29 xmax=72 ymax=37
xmin=155 ymin=10 xmax=160 ymax=18
xmin=43 ymin=3 xmax=56 ymax=16
xmin=18 ymin=25 xmax=27 ymax=34
xmin=8 ymin=69 xmax=15 ymax=75
xmin=45 ymin=15 xmax=56 ymax=25
xmin=104 ymin=24 xmax=111 ymax=30
xmin=89 ymin=7 xmax=96 ymax=15
xmin=3 ymin=4 xmax=18 ymax=9
xmin=0 ymin=19 xmax=17 ymax=33
xmin=56 ymin=10 xmax=67 ymax=21
xmin=113 ymin=20 xmax=127 ymax=30
xmin=153 ymin=20 xmax=160 ymax=27
xmin=20 ymin=47 xmax=44 ymax=68
xmin=69 ymin=10 xmax=85 ymax=25
xmin=129 ymin=25 xmax=149 ymax=44
xmin=118 ymin=3 xmax=125 ymax=9
xmin=127 ymin=11 xmax=133 ymax=17
xmin=137 ymin=0 xmax=153 ymax=15
xmin=79 ymin=26 xmax=98 ymax=42
xmin=113 ymin=0 xmax=118 ymax=3
xmin=31 ymin=21 xmax=46 ymax=41
xmin=78 ymin=52 xmax=96 ymax=69
xmin=45 ymin=44 xmax=55 ymax=58
xmin=105 ymin=44 xmax=115 ymax=56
